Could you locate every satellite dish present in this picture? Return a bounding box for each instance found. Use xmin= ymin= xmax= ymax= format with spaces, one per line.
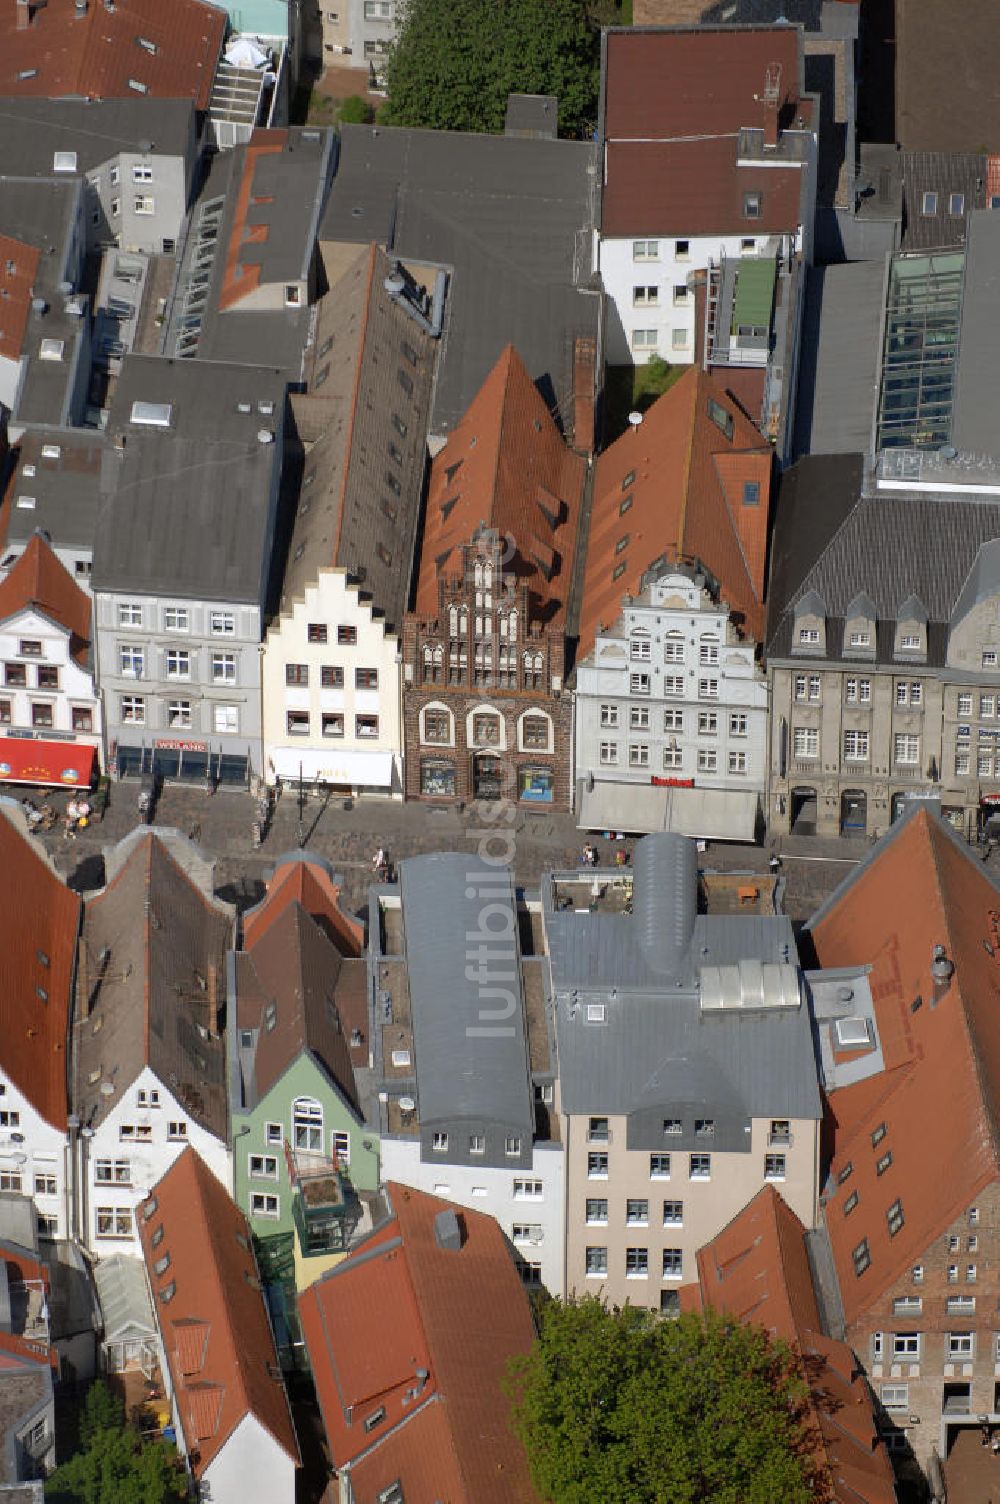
xmin=627 ymin=410 xmax=644 ymax=428
xmin=399 ymin=1096 xmax=416 ymax=1113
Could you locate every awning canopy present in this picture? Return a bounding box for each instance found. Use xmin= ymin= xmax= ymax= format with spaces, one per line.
xmin=578 ymin=780 xmax=760 ymax=842
xmin=269 ymin=745 xmax=395 ymax=788
xmin=0 ymin=737 xmax=96 ymax=790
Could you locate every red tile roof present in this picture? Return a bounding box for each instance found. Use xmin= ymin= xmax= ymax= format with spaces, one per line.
xmin=299 ymin=1183 xmax=542 ymax=1504
xmin=809 ymin=809 xmax=1000 ymax=1326
xmin=0 ymin=806 xmax=79 ymax=1129
xmin=602 ymin=138 xmax=804 ymax=237
xmin=685 ymin=1186 xmax=897 ymax=1504
xmin=137 ymin=1147 xmax=299 ymax=1477
xmin=415 ymin=345 xmax=586 ymax=627
xmin=242 ymin=855 xmax=362 ymax=954
xmin=0 ymin=532 xmax=91 ymax=666
xmin=0 ymin=238 xmax=39 ymax=364
xmin=579 ymin=366 xmax=772 ymax=655
xmin=604 ymin=26 xmax=802 ymax=139
xmin=0 ymin=0 xmax=224 ymax=109
xmin=601 ymin=28 xmax=808 ymax=235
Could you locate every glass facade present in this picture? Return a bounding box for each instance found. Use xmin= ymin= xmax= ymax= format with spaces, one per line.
xmin=877 ymin=251 xmax=964 ymax=451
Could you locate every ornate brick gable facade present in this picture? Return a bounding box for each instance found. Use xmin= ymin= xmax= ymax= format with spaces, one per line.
xmin=402 ymin=530 xmax=572 ymax=810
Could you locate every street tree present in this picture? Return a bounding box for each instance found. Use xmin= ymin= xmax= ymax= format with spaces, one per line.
xmin=507 ymin=1297 xmax=817 ymax=1504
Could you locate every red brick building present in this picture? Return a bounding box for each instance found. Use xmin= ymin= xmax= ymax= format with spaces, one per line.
xmin=402 ymin=345 xmax=584 ymax=810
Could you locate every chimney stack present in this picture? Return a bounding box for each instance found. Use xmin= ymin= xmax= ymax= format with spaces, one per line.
xmin=16 ymin=0 xmax=30 ymax=30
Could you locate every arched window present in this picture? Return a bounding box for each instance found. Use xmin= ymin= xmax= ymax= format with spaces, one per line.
xmin=448 ymin=604 xmax=458 ymax=636
xmin=508 ymin=608 xmax=518 ymax=643
xmin=664 ymin=631 xmax=685 ymax=664
xmin=629 ymin=629 xmax=651 ymax=663
xmin=293 ymin=1097 xmax=323 ymax=1154
xmin=523 ymin=651 xmax=544 ymax=689
xmin=698 ymin=633 xmax=719 ymax=667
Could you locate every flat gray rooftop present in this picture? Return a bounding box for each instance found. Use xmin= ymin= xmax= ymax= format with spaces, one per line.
xmin=322 ymin=124 xmax=600 ymax=438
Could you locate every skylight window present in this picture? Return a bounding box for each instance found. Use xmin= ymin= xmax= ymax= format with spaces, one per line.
xmin=53 ymin=151 xmax=77 ymax=173
xmin=835 ymin=1016 xmax=871 ymax=1048
xmin=130 ymin=400 xmax=172 ymax=428
xmin=39 ymin=339 xmax=65 ymax=362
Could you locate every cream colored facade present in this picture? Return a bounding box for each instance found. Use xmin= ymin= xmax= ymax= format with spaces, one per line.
xmin=262 ymin=568 xmax=402 ymax=796
xmin=563 ymin=1110 xmax=820 ymax=1311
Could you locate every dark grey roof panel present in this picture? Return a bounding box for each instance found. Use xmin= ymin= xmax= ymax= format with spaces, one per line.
xmin=953 ymin=209 xmax=1000 ymax=460
xmin=793 ymin=259 xmax=886 ymax=457
xmin=398 ymin=853 xmax=534 ymax=1134
xmin=900 ymin=151 xmax=987 ymax=251
xmin=322 ymin=124 xmax=599 ymax=438
xmin=0 ymin=98 xmax=193 ymax=178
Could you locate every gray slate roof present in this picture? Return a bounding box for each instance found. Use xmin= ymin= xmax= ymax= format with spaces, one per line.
xmin=545 ymin=835 xmax=821 ymax=1120
xmin=91 ymin=355 xmax=286 ymax=604
xmin=793 ymin=259 xmax=886 ymax=458
xmin=0 ymin=98 xmax=194 ymax=178
xmin=321 ymin=124 xmax=599 ymax=439
xmin=397 ymin=853 xmax=534 ymax=1135
xmin=766 ymin=453 xmax=1000 ymax=664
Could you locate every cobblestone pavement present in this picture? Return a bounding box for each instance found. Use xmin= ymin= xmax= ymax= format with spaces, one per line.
xmin=10 ymin=779 xmax=903 ymax=922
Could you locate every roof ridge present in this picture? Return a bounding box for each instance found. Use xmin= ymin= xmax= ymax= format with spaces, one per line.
xmin=331 ymin=242 xmax=379 ymax=565
xmin=672 ymin=367 xmax=700 ymax=549
xmin=487 ymin=344 xmax=519 ymax=527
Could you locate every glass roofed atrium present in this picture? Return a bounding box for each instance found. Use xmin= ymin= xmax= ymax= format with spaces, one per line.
xmin=876 ymin=250 xmax=965 ymax=451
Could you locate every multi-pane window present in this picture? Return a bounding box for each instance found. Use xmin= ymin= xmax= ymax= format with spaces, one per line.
xmin=729 ymin=712 xmax=748 ymax=737
xmin=251 ymin=1193 xmax=279 ymax=1218
xmin=356 ymin=715 xmax=379 ymax=738
xmin=697 ymin=749 xmax=717 ymax=773
xmin=626 ymin=1199 xmax=649 ymax=1225
xmin=844 ymin=677 xmax=872 ymax=704
xmin=321 ymin=665 xmax=344 ymax=687
xmin=629 ymin=744 xmax=650 ymax=767
xmin=588 ymin=1153 xmax=609 ymax=1178
xmin=168 ymin=701 xmax=191 ymax=728
xmin=120 ymin=695 xmax=145 ymax=723
xmin=210 ymin=611 xmax=235 ymax=635
xmin=765 ymin=1154 xmax=786 ymax=1181
xmin=663 ymin=1200 xmax=683 ymax=1225
xmin=689 ymin=1153 xmax=711 ymax=1179
xmin=662 ymin=1248 xmax=683 ymax=1278
xmin=664 ymin=675 xmax=685 ymax=697
xmin=633 ymin=285 xmax=659 ymax=305
xmin=699 ymin=638 xmax=719 ymax=666
xmin=982 ymin=695 xmax=995 ymax=719
xmin=423 ymin=709 xmax=451 ymax=743
xmin=600 ymin=704 xmax=619 ymax=727
xmin=698 ymin=678 xmax=718 ymax=699
xmin=599 ymin=742 xmax=618 ymax=765
xmin=163 ymin=608 xmax=189 ymax=632
xmin=798 ymin=627 xmax=819 ymax=644
xmin=586 ymin=1246 xmax=608 ymax=1276
xmin=586 ymin=1199 xmax=608 ymax=1224
xmin=894 ymin=734 xmax=919 ymax=765
xmin=958 ymin=692 xmax=973 ymax=716
xmin=697 ymin=711 xmax=717 ymax=736
xmin=793 ymin=727 xmax=818 ymax=757
xmin=95 ymin=1207 xmax=133 ymax=1238
xmin=728 ymin=752 xmax=747 ymax=775
xmin=165 ymin=649 xmax=190 ymax=679
xmin=287 ymin=711 xmax=310 ymax=736
xmin=629 ymin=706 xmax=650 ymax=729
xmin=663 ymin=708 xmax=683 ymax=731
xmin=633 ymin=240 xmax=659 ymax=260
xmin=843 ymin=729 xmax=869 ymax=762
xmin=630 ymin=672 xmax=650 ymax=695
xmin=625 ymin=1247 xmax=649 ymax=1277
xmin=118 ymin=603 xmax=142 ymax=627
xmin=285 ymin=663 xmax=309 ymax=686
xmin=119 ymin=645 xmax=144 ymax=678
xmin=664 ymin=635 xmax=685 ymax=662
xmin=356 ymin=668 xmax=379 ymax=689
xmin=649 ymin=1154 xmax=671 ymax=1178
xmin=663 ymin=748 xmax=683 ymax=770
xmin=212 ymin=653 xmax=236 ymax=683
xmin=630 ymin=637 xmax=651 ymax=661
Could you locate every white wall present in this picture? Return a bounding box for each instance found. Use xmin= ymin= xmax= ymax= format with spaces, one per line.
xmin=262 ymin=568 xmax=403 ymax=796
xmin=0 ymin=604 xmax=102 ymax=755
xmin=380 ymin=1136 xmax=565 ymax=1296
xmin=600 ymin=232 xmax=789 ymax=366
xmin=203 ymin=1413 xmax=297 ymax=1504
xmin=82 ymin=1067 xmax=230 ymax=1255
xmin=0 ymin=1082 xmax=68 ymax=1240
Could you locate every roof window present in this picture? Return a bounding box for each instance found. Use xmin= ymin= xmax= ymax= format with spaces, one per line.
xmin=130 ymin=400 xmax=172 ymax=428
xmin=707 ymin=397 xmax=734 ymax=440
xmin=53 ymin=151 xmax=77 ymax=173
xmin=921 ymin=191 xmax=938 ymax=215
xmin=135 ymin=34 xmax=157 ymax=52
xmin=16 ymin=496 xmax=36 ymax=511
xmin=835 ymin=1016 xmax=871 ymax=1048
xmin=128 ymin=78 xmax=149 ymax=94
xmin=41 ymin=444 xmax=61 ymax=460
xmin=39 ymin=339 xmax=65 ymax=362
xmin=158 ymin=1280 xmax=176 ymax=1304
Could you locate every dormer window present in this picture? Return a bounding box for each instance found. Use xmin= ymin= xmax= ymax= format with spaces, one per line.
xmin=799 ymin=627 xmax=819 ymax=644
xmin=849 ymin=630 xmax=871 ymax=648
xmin=843 ymin=595 xmax=877 ymax=658
xmin=792 ymin=593 xmax=827 ymax=656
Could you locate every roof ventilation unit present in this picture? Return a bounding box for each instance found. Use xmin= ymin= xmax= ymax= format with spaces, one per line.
xmin=433 ymin=1207 xmax=463 ymax=1252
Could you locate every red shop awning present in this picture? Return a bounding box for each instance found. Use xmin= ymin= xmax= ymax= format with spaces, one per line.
xmin=0 ymin=737 xmax=96 ymax=789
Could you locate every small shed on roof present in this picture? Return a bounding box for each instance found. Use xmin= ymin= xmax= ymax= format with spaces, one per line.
xmin=94 ymin=1255 xmax=157 ymax=1376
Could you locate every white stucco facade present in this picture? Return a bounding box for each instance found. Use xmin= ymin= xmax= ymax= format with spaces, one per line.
xmin=262 ymin=567 xmax=402 ymax=796
xmin=0 ymin=1085 xmax=68 ymax=1242
xmin=600 ymin=230 xmax=793 ymax=367
xmin=379 ymin=1136 xmax=566 ymax=1296
xmin=575 ymin=569 xmax=768 ymax=837
xmin=80 ymin=1067 xmax=229 ymax=1255
xmin=0 ymin=604 xmax=102 ymax=765
xmin=198 ymin=1412 xmax=297 ymax=1504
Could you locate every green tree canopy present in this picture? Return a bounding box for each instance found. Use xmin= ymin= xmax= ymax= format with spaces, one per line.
xmin=46 ymin=1381 xmax=187 ymax=1504
xmin=507 ymin=1298 xmax=818 ymax=1504
xmin=338 ymin=94 xmax=374 ymax=125
xmin=382 ymin=0 xmax=601 ymax=137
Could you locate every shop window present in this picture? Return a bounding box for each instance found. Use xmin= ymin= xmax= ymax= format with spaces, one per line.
xmin=519 ymin=768 xmax=554 ymax=804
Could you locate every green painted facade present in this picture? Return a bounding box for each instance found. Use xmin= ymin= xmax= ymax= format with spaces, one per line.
xmin=232 ymin=1051 xmax=380 ymax=1259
